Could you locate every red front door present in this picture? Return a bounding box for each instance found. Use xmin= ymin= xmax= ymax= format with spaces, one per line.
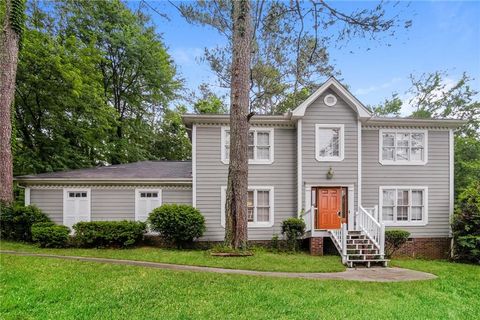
xmin=316 ymin=188 xmax=342 ymax=229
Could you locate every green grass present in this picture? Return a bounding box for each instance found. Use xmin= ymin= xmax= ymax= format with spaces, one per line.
xmin=1 ymin=254 xmax=479 ymax=319
xmin=0 ymin=240 xmax=344 ymax=273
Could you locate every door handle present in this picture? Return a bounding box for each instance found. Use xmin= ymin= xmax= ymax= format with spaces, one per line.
xmin=337 ymin=211 xmax=342 ymax=217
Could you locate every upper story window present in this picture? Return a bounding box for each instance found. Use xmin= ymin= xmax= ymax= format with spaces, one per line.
xmin=380 ymin=186 xmax=428 ymax=226
xmin=315 ymin=124 xmax=344 ymax=162
xmin=221 ymin=186 xmax=274 ymax=228
xmin=221 ymin=127 xmax=274 ymax=164
xmin=379 ymin=129 xmax=428 ymax=165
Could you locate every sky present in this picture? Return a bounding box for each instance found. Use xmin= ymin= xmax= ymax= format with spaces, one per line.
xmin=132 ymin=1 xmax=480 ymax=113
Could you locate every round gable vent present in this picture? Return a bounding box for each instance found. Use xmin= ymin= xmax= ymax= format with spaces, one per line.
xmin=324 ymin=94 xmax=337 ymax=107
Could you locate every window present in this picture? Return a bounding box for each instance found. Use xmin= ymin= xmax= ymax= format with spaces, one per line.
xmin=221 ymin=186 xmax=274 ymax=227
xmin=379 ymin=129 xmax=427 ymax=165
xmin=315 ymin=124 xmax=344 ymax=161
xmin=221 ymin=127 xmax=274 ymax=164
xmin=135 ymin=189 xmax=162 ymax=222
xmin=63 ymin=189 xmax=91 ymax=229
xmin=380 ymin=187 xmax=428 ymax=226
xmin=68 ymin=192 xmax=87 ymax=198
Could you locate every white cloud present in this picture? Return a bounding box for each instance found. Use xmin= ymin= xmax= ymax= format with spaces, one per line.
xmin=354 ymin=77 xmax=402 ymax=96
xmin=171 ymin=47 xmax=204 ymax=65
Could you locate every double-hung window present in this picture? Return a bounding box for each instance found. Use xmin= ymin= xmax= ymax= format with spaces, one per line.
xmin=380 ymin=129 xmax=427 ymax=165
xmin=222 ymin=127 xmax=274 ymax=164
xmin=221 ymin=186 xmax=274 ymax=227
xmin=380 ymin=187 xmax=428 ymax=226
xmin=315 ymin=124 xmax=344 ymax=161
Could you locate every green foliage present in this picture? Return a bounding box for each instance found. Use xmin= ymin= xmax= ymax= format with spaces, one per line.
xmin=270 ymin=234 xmax=280 ymax=251
xmin=274 ymin=87 xmax=312 ymax=114
xmin=9 ymin=0 xmax=26 ymax=40
xmin=73 ymin=221 xmax=146 ymax=248
xmin=385 ymin=229 xmax=410 ymax=258
xmin=31 ymin=223 xmax=70 ymax=248
xmin=452 ymin=182 xmax=480 ymax=263
xmin=0 ymin=204 xmax=51 ymax=241
xmin=369 ymin=94 xmax=403 ymax=117
xmin=454 ymin=136 xmax=480 ymax=196
xmin=148 ymin=204 xmax=206 ymax=248
xmin=194 ymin=95 xmax=227 ymax=114
xmin=281 ymin=218 xmax=306 ymax=252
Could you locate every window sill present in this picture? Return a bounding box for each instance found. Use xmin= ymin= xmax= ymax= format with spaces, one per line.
xmin=384 ymin=221 xmax=428 ymax=227
xmin=315 ymin=156 xmax=344 ymax=162
xmin=221 ymin=159 xmax=274 ymax=165
xmin=379 ymin=160 xmax=427 ymax=166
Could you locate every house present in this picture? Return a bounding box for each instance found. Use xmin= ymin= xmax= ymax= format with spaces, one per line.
xmin=15 ymin=77 xmax=464 ymax=264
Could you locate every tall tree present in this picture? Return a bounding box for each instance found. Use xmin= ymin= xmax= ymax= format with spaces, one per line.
xmin=173 ymin=0 xmax=409 ymax=248
xmin=223 ymin=0 xmax=253 ymax=249
xmin=0 ymin=0 xmax=25 ymax=203
xmin=175 ymin=0 xmax=411 ymax=114
xmin=56 ymin=0 xmax=180 ymax=164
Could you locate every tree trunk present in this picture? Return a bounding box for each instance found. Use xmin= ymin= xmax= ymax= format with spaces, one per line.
xmin=224 ymin=0 xmax=252 ymax=249
xmin=0 ymin=0 xmax=21 ymax=204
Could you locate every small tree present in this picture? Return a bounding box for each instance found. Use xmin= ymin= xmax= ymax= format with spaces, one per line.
xmin=384 ymin=230 xmax=410 ymax=258
xmin=281 ymin=218 xmax=306 ymax=252
xmin=452 ymin=182 xmax=480 ymax=263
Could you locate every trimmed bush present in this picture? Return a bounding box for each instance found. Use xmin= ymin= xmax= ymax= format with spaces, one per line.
xmin=452 ymin=182 xmax=480 ymax=263
xmin=385 ymin=229 xmax=410 ymax=258
xmin=73 ymin=221 xmax=146 ymax=248
xmin=281 ymin=217 xmax=306 ymax=252
xmin=0 ymin=204 xmax=51 ymax=241
xmin=148 ymin=204 xmax=205 ymax=248
xmin=31 ymin=223 xmax=70 ymax=248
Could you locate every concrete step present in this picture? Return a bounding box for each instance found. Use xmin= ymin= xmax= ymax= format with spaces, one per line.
xmin=347 ymin=259 xmax=389 ymax=268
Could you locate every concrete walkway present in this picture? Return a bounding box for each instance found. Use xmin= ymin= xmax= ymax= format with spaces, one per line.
xmin=0 ymin=250 xmax=437 ymax=282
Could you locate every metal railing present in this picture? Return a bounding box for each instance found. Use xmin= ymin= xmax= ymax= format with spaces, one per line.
xmin=356 ymin=206 xmax=385 ymax=255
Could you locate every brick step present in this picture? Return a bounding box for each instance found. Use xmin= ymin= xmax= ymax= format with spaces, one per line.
xmin=347 ymin=239 xmax=370 ymax=245
xmin=347 ymin=259 xmax=389 ymax=268
xmin=347 ymin=235 xmax=367 ymax=240
xmin=347 ymin=254 xmax=384 ymax=260
xmin=347 ymin=249 xmax=379 ymax=255
xmin=346 ymin=244 xmax=375 ymax=250
xmin=347 ymin=231 xmax=362 ymax=235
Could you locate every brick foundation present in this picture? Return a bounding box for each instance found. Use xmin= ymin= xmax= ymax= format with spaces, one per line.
xmin=309 ymin=237 xmax=324 ymax=256
xmin=394 ymin=237 xmax=451 ymax=259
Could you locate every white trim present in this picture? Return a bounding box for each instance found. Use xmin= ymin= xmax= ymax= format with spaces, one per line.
xmin=304 ymin=184 xmax=354 ymax=231
xmin=24 ymin=187 xmax=30 ymax=206
xmin=135 ymin=188 xmax=163 ymax=222
xmin=220 ymin=186 xmax=275 ymax=228
xmin=221 ymin=126 xmax=274 ymax=165
xmin=324 ymin=94 xmax=337 ymax=107
xmin=315 ymin=124 xmax=345 ymax=162
xmin=357 ymin=120 xmax=362 ymax=212
xmin=379 ymin=186 xmax=429 ymax=226
xmin=192 ymin=124 xmax=197 ymax=207
xmin=291 ymin=77 xmax=371 ymax=119
xmin=379 ymin=129 xmax=428 ymax=165
xmin=63 ymin=188 xmax=91 ymax=228
xmin=449 ymin=129 xmax=454 ymax=236
xmin=297 ymin=119 xmax=303 ymax=216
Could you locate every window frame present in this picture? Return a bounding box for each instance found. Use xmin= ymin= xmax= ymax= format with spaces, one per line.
xmin=221 ymin=127 xmax=274 ymax=165
xmin=379 ymin=186 xmax=428 ymax=226
xmin=63 ymin=188 xmax=91 ymax=228
xmin=220 ymin=186 xmax=274 ymax=228
xmin=379 ymin=129 xmax=428 ymax=165
xmin=315 ymin=124 xmax=345 ymax=162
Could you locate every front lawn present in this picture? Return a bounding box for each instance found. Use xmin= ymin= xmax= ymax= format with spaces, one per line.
xmin=1 ymin=254 xmax=478 ymax=319
xmin=0 ymin=240 xmax=344 ymax=273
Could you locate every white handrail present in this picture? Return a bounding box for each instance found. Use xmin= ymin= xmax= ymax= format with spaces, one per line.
xmin=330 ymin=223 xmax=347 ymax=263
xmin=357 ymin=206 xmax=385 ymax=255
xmin=301 ymin=206 xmax=314 ymax=232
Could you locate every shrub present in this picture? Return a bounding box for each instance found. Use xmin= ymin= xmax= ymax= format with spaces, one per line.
xmin=148 ymin=204 xmax=205 ymax=248
xmin=31 ymin=223 xmax=70 ymax=248
xmin=281 ymin=217 xmax=305 ymax=252
xmin=385 ymin=229 xmax=410 ymax=258
xmin=73 ymin=221 xmax=146 ymax=248
xmin=452 ymin=182 xmax=480 ymax=263
xmin=0 ymin=204 xmax=51 ymax=241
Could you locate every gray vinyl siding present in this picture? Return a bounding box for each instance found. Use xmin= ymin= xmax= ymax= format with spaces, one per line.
xmin=29 ymin=186 xmax=192 ymax=224
xmin=362 ymin=129 xmax=451 ymax=237
xmin=163 ymin=189 xmax=192 ymax=205
xmin=195 ymin=125 xmax=297 ymax=241
xmin=30 ymin=189 xmax=63 ymax=224
xmin=301 ymin=89 xmax=359 ymax=209
xmin=91 ymin=189 xmax=135 ymax=221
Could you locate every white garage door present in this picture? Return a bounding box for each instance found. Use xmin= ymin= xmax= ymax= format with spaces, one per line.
xmin=63 ymin=189 xmax=91 ymax=229
xmin=135 ymin=189 xmax=162 ymax=222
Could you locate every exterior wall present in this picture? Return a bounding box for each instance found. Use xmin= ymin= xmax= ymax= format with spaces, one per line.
xmin=30 ymin=188 xmax=63 ymax=224
xmin=195 ymin=125 xmax=297 ymax=241
xmin=394 ymin=237 xmax=451 ymax=259
xmin=362 ymin=128 xmax=451 ymax=237
xmin=91 ymin=189 xmax=135 ymax=221
xmin=301 ymin=89 xmax=359 ymax=211
xmin=28 ymin=186 xmax=192 ymax=224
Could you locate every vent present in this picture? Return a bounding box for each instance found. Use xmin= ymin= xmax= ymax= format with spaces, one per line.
xmin=324 ymin=94 xmax=337 ymax=107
